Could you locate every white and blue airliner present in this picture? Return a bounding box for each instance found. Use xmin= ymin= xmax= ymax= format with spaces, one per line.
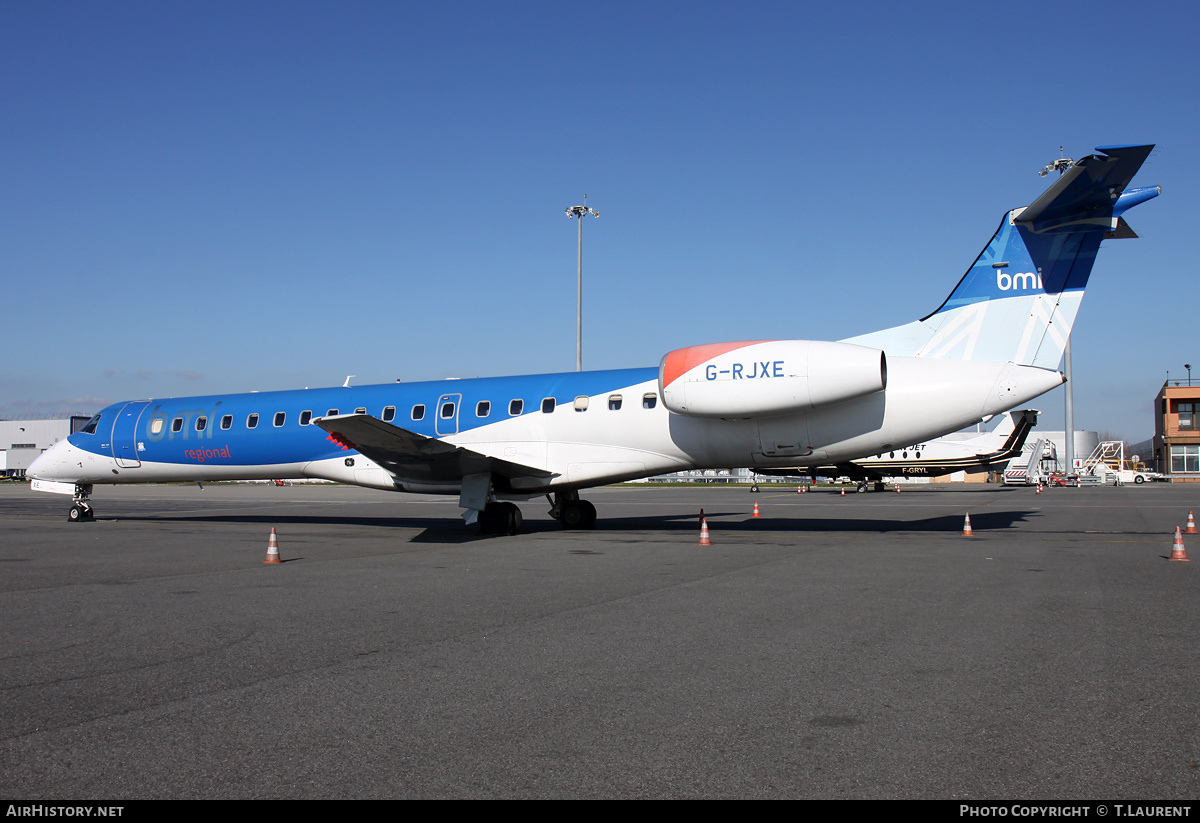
xmin=29 ymin=144 xmax=1160 ymax=533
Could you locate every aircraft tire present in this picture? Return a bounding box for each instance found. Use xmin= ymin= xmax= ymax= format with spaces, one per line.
xmin=478 ymin=503 xmax=505 ymax=535
xmin=560 ymin=501 xmax=584 ymax=529
xmin=503 ymin=502 xmax=522 ymax=535
xmin=68 ymin=505 xmax=86 ymax=523
xmin=479 ymin=502 xmax=523 ymax=535
xmin=559 ymin=500 xmax=596 ymax=530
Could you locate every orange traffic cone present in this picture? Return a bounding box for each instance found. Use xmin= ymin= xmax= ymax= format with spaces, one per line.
xmin=1036 ymin=483 xmax=1042 ymax=494
xmin=752 ymin=500 xmax=761 ymax=518
xmin=698 ymin=515 xmax=712 ymax=546
xmin=1185 ymin=511 xmax=1197 ymax=535
xmin=961 ymin=514 xmax=974 ymax=537
xmin=895 ymin=484 xmax=900 ymax=493
xmin=840 ymin=488 xmax=845 ymax=497
xmin=264 ymin=528 xmax=282 ymax=564
xmin=1170 ymin=527 xmax=1188 ymax=561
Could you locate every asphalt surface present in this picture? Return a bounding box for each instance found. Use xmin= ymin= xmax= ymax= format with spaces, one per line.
xmin=2 ymin=480 xmax=1198 ymax=799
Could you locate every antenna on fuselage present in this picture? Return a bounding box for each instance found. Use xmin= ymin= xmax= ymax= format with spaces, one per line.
xmin=343 ymin=375 xmax=356 ymax=388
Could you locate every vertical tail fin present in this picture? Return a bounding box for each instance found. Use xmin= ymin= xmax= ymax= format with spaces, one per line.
xmin=846 ymin=145 xmax=1159 ymax=366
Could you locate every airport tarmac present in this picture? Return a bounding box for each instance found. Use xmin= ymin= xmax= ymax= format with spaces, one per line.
xmin=1 ymin=481 xmax=1198 ymax=799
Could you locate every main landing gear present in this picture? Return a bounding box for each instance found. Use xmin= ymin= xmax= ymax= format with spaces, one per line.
xmin=856 ymin=480 xmax=888 ymax=493
xmin=477 ymin=501 xmax=523 ymax=535
xmin=68 ymin=484 xmax=95 ymax=522
xmin=548 ymin=490 xmax=596 ymax=530
xmin=472 ymin=490 xmax=598 ymax=536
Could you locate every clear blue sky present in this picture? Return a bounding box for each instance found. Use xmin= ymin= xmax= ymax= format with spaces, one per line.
xmin=3 ymin=0 xmax=1194 ymax=442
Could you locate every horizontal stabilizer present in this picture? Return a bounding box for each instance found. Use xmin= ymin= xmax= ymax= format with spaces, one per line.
xmin=1016 ymin=145 xmax=1155 ymax=233
xmin=999 ymin=409 xmax=1038 ymax=454
xmin=314 ymin=414 xmax=556 ymax=487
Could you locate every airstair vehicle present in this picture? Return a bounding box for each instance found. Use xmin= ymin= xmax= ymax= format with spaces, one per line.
xmin=1004 ymin=438 xmax=1056 ymax=485
xmin=1076 ymin=442 xmax=1164 ymax=485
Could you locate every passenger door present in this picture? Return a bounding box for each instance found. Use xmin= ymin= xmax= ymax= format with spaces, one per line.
xmin=109 ymin=401 xmax=151 ymax=468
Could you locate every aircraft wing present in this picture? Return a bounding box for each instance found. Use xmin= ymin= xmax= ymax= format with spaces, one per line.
xmin=314 ymin=414 xmax=557 ymax=487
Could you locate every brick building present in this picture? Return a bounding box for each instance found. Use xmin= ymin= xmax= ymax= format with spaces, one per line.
xmin=1152 ymin=380 xmax=1200 ymax=481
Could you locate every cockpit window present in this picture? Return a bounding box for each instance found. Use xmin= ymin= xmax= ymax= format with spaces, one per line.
xmin=80 ymin=414 xmax=102 ymax=435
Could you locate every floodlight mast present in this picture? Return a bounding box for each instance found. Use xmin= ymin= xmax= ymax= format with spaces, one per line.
xmin=1040 ymin=148 xmax=1077 ymax=474
xmin=565 ymin=195 xmax=599 ymax=371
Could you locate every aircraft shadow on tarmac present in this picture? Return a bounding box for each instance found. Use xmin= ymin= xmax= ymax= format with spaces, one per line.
xmin=109 ymin=507 xmax=1042 ymax=543
xmin=594 ymin=510 xmax=1040 ymax=534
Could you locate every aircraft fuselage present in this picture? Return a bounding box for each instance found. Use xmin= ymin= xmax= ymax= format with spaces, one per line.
xmin=30 ymin=357 xmax=1063 ymax=497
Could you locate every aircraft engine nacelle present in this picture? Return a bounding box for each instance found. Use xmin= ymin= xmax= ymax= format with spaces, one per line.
xmin=658 ymin=340 xmax=887 ymax=418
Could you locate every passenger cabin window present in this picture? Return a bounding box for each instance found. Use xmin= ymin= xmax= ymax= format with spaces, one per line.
xmin=150 ymin=418 xmax=163 ymax=435
xmin=412 ymin=404 xmax=425 ymax=420
xmin=574 ymin=396 xmax=589 ymax=412
xmin=220 ymin=415 xmax=232 ymax=430
xmin=273 ymin=412 xmax=286 ymax=427
xmin=327 ymin=409 xmax=339 ymax=417
xmin=172 ymin=417 xmax=184 ymax=433
xmin=298 ymin=411 xmax=312 ymax=426
xmin=509 ymin=399 xmax=523 ymax=416
xmin=608 ymin=395 xmax=623 ymax=411
xmin=476 ymin=401 xmax=491 ymax=417
xmin=643 ymin=393 xmax=657 ymax=409
xmin=195 ymin=416 xmax=207 ymax=432
xmin=355 ymin=407 xmax=367 ymax=415
xmin=440 ymin=402 xmax=456 ymax=419
xmin=247 ymin=413 xmax=259 ymax=429
xmin=383 ymin=406 xmax=396 ymax=422
xmin=542 ymin=398 xmax=556 ymax=414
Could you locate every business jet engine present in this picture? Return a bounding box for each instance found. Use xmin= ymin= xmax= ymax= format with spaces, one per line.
xmin=658 ymin=340 xmax=886 ymax=418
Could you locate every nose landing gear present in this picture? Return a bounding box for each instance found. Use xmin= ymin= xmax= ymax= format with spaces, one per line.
xmin=68 ymin=485 xmax=95 ymax=522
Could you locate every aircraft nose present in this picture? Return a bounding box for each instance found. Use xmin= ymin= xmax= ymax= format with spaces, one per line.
xmin=27 ymin=439 xmax=71 ymax=481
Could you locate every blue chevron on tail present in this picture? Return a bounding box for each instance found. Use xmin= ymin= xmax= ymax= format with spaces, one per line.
xmin=846 ymin=144 xmax=1160 ymax=367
